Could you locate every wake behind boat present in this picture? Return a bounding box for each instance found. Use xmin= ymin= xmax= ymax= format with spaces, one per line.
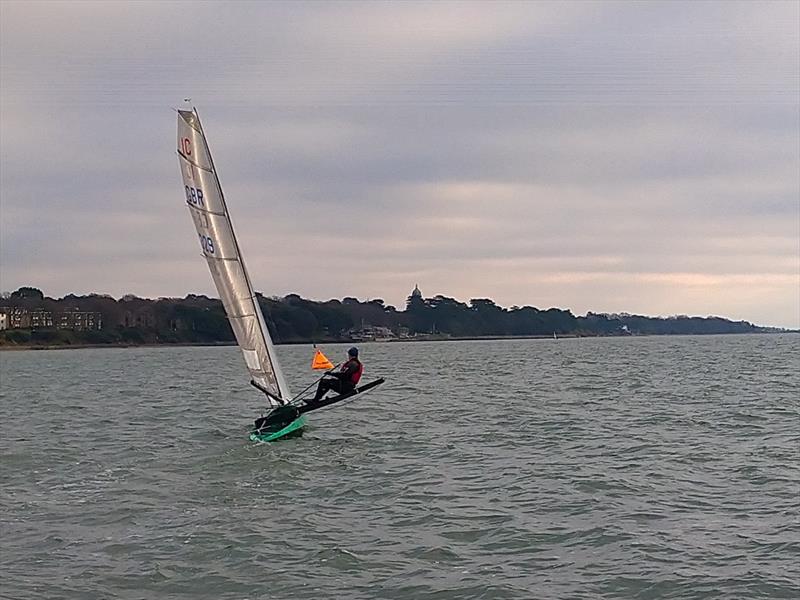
xmin=176 ymin=107 xmax=384 ymax=442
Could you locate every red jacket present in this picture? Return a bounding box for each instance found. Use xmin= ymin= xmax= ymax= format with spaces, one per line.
xmin=339 ymin=358 xmax=363 ymax=386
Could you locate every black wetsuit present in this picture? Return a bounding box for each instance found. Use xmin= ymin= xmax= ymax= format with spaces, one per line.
xmin=311 ymin=358 xmax=361 ymax=402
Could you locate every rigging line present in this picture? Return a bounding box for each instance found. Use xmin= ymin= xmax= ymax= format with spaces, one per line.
xmin=288 ymin=362 xmax=344 ymax=405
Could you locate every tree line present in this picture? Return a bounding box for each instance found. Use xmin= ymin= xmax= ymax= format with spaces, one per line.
xmin=0 ymin=286 xmax=771 ymax=347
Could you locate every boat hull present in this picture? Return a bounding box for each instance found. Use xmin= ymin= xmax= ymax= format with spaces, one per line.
xmin=250 ymin=414 xmax=306 ymax=442
xmin=298 ymin=378 xmax=385 ymax=414
xmin=248 ymin=377 xmax=384 ymax=442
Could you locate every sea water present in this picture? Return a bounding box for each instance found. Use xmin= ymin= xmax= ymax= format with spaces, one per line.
xmin=1 ymin=335 xmax=798 ymax=599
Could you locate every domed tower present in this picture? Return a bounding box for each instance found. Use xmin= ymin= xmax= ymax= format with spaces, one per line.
xmin=406 ymin=283 xmax=424 ymax=310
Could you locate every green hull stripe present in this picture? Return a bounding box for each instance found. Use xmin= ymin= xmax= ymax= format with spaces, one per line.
xmin=249 ymin=415 xmax=307 ymax=443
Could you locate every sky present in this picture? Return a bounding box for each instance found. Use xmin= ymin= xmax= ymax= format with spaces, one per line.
xmin=1 ymin=1 xmax=798 ymax=328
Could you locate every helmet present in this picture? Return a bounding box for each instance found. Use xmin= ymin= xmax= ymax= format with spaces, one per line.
xmin=348 ymin=346 xmax=359 ymax=357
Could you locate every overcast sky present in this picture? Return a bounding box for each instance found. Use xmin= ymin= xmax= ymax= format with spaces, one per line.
xmin=1 ymin=1 xmax=798 ymax=327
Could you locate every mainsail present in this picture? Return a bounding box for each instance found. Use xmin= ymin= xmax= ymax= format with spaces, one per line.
xmin=176 ymin=108 xmax=290 ymax=406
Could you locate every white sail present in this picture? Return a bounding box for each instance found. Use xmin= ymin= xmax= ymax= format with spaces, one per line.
xmin=176 ymin=108 xmax=290 ymax=406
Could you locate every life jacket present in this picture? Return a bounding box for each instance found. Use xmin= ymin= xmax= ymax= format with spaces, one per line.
xmin=342 ymin=358 xmax=363 ymax=386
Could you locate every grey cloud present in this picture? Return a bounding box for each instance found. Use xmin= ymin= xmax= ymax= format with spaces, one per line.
xmin=1 ymin=0 xmax=798 ymax=327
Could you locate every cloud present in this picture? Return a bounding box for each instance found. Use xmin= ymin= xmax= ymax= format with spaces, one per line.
xmin=1 ymin=0 xmax=798 ymax=328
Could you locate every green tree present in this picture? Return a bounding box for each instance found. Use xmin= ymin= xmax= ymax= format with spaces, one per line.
xmin=11 ymin=287 xmax=44 ymax=300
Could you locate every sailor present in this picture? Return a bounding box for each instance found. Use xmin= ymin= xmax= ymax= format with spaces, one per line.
xmin=309 ymin=347 xmax=363 ymax=403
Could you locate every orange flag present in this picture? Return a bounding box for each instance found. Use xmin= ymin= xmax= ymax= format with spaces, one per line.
xmin=311 ymin=348 xmax=334 ymax=370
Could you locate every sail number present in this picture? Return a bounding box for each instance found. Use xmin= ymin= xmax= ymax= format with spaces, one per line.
xmin=199 ymin=234 xmax=215 ymax=254
xmin=185 ymin=185 xmax=205 ymax=207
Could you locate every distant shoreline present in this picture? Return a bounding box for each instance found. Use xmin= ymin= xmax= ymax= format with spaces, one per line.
xmin=0 ymin=330 xmax=793 ymax=352
xmin=3 ymin=287 xmax=785 ymax=349
xmin=0 ymin=341 xmax=239 ymax=351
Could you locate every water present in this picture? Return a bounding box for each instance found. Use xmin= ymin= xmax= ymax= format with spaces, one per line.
xmin=1 ymin=335 xmax=799 ymax=600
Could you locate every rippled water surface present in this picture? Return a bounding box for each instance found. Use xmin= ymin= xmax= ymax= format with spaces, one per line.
xmin=2 ymin=335 xmax=799 ymax=599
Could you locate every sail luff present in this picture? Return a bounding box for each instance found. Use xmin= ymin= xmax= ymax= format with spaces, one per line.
xmin=177 ymin=108 xmax=290 ymax=404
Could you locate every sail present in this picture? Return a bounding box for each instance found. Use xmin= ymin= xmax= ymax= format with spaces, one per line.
xmin=176 ymin=108 xmax=290 ymax=406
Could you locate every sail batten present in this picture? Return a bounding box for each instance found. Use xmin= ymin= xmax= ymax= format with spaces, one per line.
xmin=204 ymin=256 xmax=246 ymax=263
xmin=186 ymin=205 xmax=226 ymax=217
xmin=177 ymin=108 xmax=290 ymax=406
xmin=177 ymin=151 xmax=212 ymax=169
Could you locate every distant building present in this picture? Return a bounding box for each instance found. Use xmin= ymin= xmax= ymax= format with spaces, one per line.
xmin=0 ymin=306 xmax=102 ymax=331
xmin=11 ymin=309 xmax=27 ymax=328
xmin=0 ymin=308 xmax=51 ymax=329
xmin=0 ymin=307 xmax=24 ymax=328
xmin=406 ymin=284 xmax=425 ymax=310
xmin=348 ymin=325 xmax=396 ymax=342
xmin=57 ymin=310 xmax=103 ymax=331
xmin=30 ymin=310 xmax=54 ymax=328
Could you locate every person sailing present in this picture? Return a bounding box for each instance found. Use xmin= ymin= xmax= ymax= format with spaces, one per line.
xmin=309 ymin=347 xmax=363 ymax=403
